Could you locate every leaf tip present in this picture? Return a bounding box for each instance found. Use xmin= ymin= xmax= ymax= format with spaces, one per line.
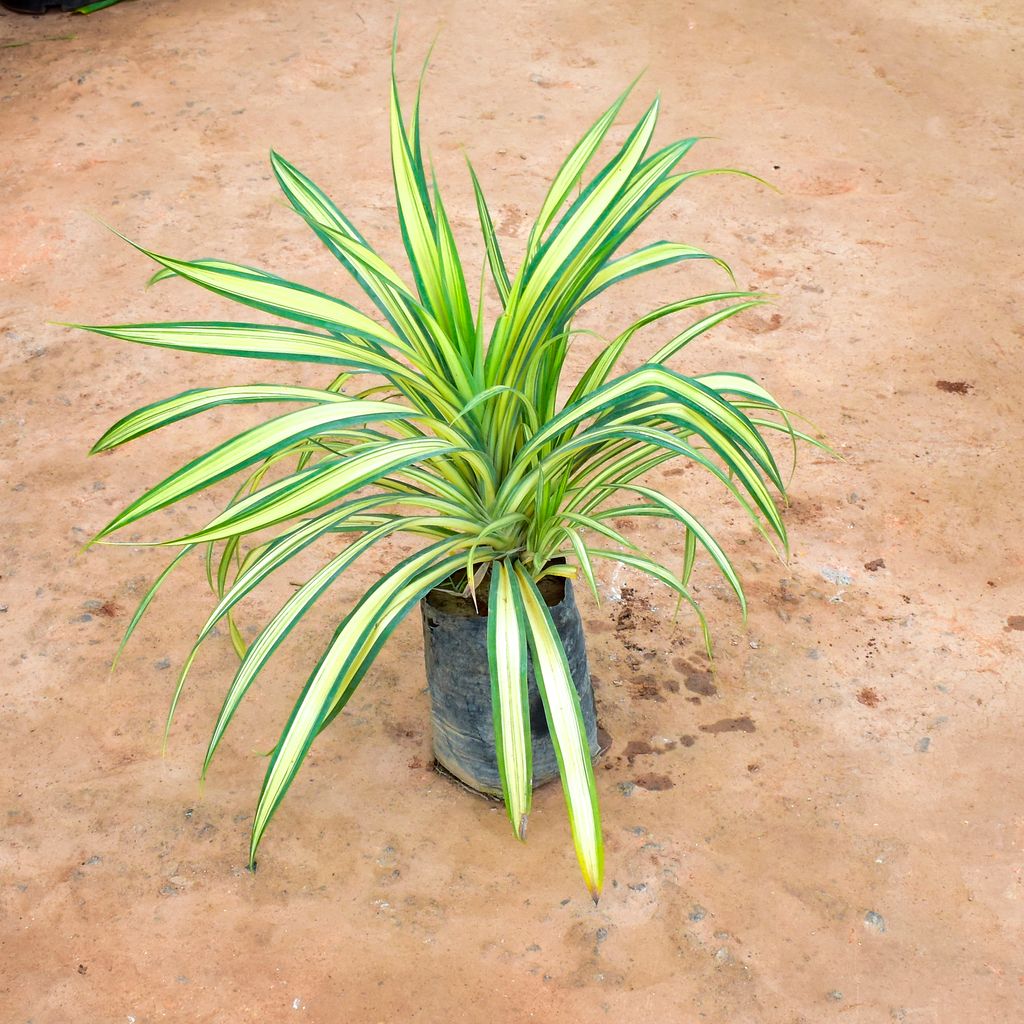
xmin=77 ymin=534 xmax=102 ymax=556
xmin=247 ymin=835 xmax=260 ymax=871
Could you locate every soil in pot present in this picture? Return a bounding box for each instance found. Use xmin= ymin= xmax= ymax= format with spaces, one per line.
xmin=420 ymin=572 xmax=601 ymax=796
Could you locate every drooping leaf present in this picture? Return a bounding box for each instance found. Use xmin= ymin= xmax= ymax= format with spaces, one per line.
xmin=512 ymin=562 xmax=603 ymax=900
xmin=249 ymin=543 xmax=495 ymax=863
xmin=91 ymin=400 xmax=422 ymax=541
xmin=487 ymin=560 xmax=531 ymax=838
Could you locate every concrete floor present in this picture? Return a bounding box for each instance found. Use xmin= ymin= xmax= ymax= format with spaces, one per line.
xmin=2 ymin=1 xmax=1022 ymax=1021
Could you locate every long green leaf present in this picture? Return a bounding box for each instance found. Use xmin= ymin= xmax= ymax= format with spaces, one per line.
xmin=565 ymin=292 xmax=757 ymax=408
xmin=202 ymin=520 xmax=456 ymax=777
xmin=596 ymin=483 xmax=746 ymax=616
xmin=466 ymin=159 xmax=511 ymax=305
xmin=249 ymin=543 xmax=491 ymax=864
xmin=118 ymin=233 xmax=410 ymax=353
xmin=487 ymin=561 xmax=531 ymax=839
xmin=165 ymin=496 xmax=401 ymax=740
xmin=92 ymin=384 xmax=351 ymax=453
xmin=589 ymin=547 xmax=712 ymax=656
xmin=170 ymin=438 xmax=458 ymax=545
xmin=578 ymin=241 xmax=732 ymax=306
xmin=111 ymin=545 xmax=194 ymax=671
xmin=523 ymin=78 xmax=638 ymax=261
xmin=92 ymin=400 xmax=421 ymax=541
xmin=70 ymin=321 xmax=406 ymax=372
xmin=512 ymin=562 xmax=602 ymax=900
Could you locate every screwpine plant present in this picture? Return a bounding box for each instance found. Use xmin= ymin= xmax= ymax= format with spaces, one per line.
xmin=79 ymin=54 xmax=814 ymax=899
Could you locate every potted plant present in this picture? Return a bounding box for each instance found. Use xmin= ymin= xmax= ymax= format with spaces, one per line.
xmin=76 ymin=50 xmax=816 ymax=899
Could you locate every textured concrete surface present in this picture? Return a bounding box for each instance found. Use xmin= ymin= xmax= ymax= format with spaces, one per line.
xmin=2 ymin=1 xmax=1022 ymax=1021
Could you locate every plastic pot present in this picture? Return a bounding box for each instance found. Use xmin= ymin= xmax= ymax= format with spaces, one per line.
xmin=420 ymin=574 xmax=600 ymax=796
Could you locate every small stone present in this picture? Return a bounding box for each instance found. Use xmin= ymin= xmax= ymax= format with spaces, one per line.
xmin=595 ymin=927 xmax=608 ymax=944
xmin=689 ymin=905 xmax=707 ymax=922
xmin=154 ymin=658 xmax=172 ymax=670
xmin=617 ymin=781 xmax=635 ymax=797
xmin=864 ymin=910 xmax=886 ymax=933
xmin=820 ymin=566 xmax=853 ymax=586
xmin=827 ymin=990 xmax=843 ymax=1002
xmin=713 ymin=947 xmax=732 ymax=964
xmin=627 ymin=882 xmax=647 ymax=892
xmin=76 ymin=613 xmax=93 ymax=623
xmin=915 ymin=737 xmax=931 ymax=753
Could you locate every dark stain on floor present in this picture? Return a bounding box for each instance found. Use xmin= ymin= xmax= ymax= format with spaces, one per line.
xmin=857 ymin=687 xmax=882 ymax=707
xmin=674 ymin=657 xmax=717 ymax=696
xmin=623 ymin=740 xmax=653 ymax=764
xmin=634 ymin=773 xmax=674 ymax=791
xmin=700 ymin=716 xmax=756 ymax=734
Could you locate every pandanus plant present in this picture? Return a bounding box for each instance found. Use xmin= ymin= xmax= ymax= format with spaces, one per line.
xmin=77 ymin=51 xmax=815 ymax=899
